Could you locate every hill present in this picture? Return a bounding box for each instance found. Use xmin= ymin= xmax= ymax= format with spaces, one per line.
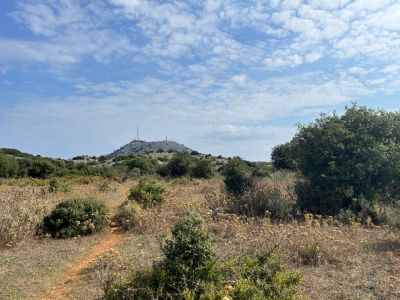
xmin=109 ymin=139 xmax=193 ymax=156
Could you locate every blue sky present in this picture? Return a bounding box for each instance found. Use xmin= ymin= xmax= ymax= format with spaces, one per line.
xmin=1 ymin=0 xmax=400 ymax=161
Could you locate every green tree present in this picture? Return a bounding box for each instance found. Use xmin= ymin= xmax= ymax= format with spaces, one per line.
xmin=126 ymin=156 xmax=156 ymax=173
xmin=161 ymin=152 xmax=193 ymax=177
xmin=0 ymin=154 xmax=19 ymax=178
xmin=271 ymin=142 xmax=297 ymax=170
xmin=290 ymin=105 xmax=400 ymax=214
xmin=191 ymin=158 xmax=213 ymax=179
xmin=223 ymin=157 xmax=253 ymax=195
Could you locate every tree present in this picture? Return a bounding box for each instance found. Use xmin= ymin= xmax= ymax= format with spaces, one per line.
xmin=0 ymin=154 xmax=19 ymax=178
xmin=290 ymin=105 xmax=400 ymax=214
xmin=161 ymin=152 xmax=193 ymax=177
xmin=191 ymin=158 xmax=213 ymax=179
xmin=271 ymin=142 xmax=297 ymax=170
xmin=223 ymin=157 xmax=253 ymax=195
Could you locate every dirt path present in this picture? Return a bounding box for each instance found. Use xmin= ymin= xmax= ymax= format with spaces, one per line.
xmin=38 ymin=228 xmax=124 ymax=300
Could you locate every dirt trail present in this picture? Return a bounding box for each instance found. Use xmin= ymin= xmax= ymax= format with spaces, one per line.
xmin=38 ymin=228 xmax=124 ymax=300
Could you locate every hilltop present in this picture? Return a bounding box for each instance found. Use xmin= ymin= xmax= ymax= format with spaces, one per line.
xmin=109 ymin=139 xmax=193 ymax=156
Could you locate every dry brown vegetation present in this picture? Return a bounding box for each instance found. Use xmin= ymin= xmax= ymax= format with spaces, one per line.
xmin=0 ymin=176 xmax=399 ymax=299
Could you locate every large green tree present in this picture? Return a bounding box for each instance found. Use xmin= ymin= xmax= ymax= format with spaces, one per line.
xmin=289 ymin=105 xmax=400 ymax=214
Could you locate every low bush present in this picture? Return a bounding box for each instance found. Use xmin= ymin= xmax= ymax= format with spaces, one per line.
xmin=103 ymin=211 xmax=303 ymax=300
xmin=158 ymin=152 xmax=193 ymax=177
xmin=228 ymin=172 xmax=297 ymax=221
xmin=0 ymin=189 xmax=48 ymax=247
xmin=296 ymin=240 xmax=326 ymax=266
xmin=0 ymin=154 xmax=19 ymax=178
xmin=191 ymin=159 xmax=213 ymax=179
xmin=98 ymin=180 xmax=113 ymax=192
xmin=128 ymin=179 xmax=165 ymax=208
xmin=125 ymin=156 xmax=157 ymax=174
xmin=198 ymin=253 xmax=303 ymax=300
xmin=48 ymin=178 xmax=70 ymax=193
xmin=223 ymin=157 xmax=253 ymax=196
xmin=43 ymin=198 xmax=109 ymax=238
xmin=115 ymin=202 xmax=147 ymax=231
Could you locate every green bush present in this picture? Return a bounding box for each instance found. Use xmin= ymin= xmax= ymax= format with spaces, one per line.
xmin=128 ymin=179 xmax=165 ymax=208
xmin=200 ymin=253 xmax=303 ymax=300
xmin=159 ymin=152 xmax=193 ymax=177
xmin=125 ymin=156 xmax=157 ymax=173
xmin=43 ymin=198 xmax=109 ymax=238
xmin=0 ymin=154 xmax=19 ymax=178
xmin=191 ymin=159 xmax=213 ymax=179
xmin=283 ymin=105 xmax=400 ymax=215
xmin=48 ymin=178 xmax=59 ymax=193
xmin=223 ymin=157 xmax=253 ymax=196
xmin=271 ymin=142 xmax=298 ymax=170
xmin=104 ymin=211 xmax=213 ymax=299
xmin=103 ymin=212 xmax=303 ymax=300
xmin=160 ymin=211 xmax=214 ymax=291
xmin=98 ymin=180 xmax=113 ymax=192
xmin=115 ymin=202 xmax=145 ymax=231
xmin=28 ymin=158 xmax=57 ymax=178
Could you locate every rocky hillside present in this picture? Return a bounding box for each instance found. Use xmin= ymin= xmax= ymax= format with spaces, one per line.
xmin=109 ymin=140 xmax=193 ymax=156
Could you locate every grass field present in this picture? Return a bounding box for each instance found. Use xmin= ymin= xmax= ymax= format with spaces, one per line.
xmin=0 ymin=177 xmax=399 ymax=299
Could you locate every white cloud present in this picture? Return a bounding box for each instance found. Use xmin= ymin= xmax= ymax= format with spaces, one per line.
xmin=0 ymin=72 xmax=374 ymax=160
xmin=2 ymin=0 xmax=400 ymax=160
xmin=348 ymin=66 xmax=369 ymax=75
xmin=230 ymin=74 xmax=248 ymax=84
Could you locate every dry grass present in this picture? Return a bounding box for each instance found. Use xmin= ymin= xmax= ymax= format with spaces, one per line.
xmin=0 ymin=177 xmax=399 ymax=299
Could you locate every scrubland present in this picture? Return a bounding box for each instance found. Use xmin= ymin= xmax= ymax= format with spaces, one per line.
xmin=0 ymin=175 xmax=399 ymax=299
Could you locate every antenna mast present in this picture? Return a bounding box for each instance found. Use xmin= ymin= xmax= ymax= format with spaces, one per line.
xmin=137 ymin=124 xmax=139 ymax=140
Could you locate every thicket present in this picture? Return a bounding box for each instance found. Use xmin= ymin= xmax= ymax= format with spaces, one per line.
xmin=128 ymin=178 xmax=165 ymax=208
xmin=228 ymin=172 xmax=297 ymax=221
xmin=191 ymin=159 xmax=213 ymax=179
xmin=43 ymin=198 xmax=109 ymax=238
xmin=223 ymin=157 xmax=253 ymax=196
xmin=158 ymin=152 xmax=214 ymax=179
xmin=158 ymin=152 xmax=193 ymax=177
xmin=274 ymin=105 xmax=400 ymax=217
xmin=103 ymin=211 xmax=302 ymax=300
xmin=115 ymin=155 xmax=157 ymax=174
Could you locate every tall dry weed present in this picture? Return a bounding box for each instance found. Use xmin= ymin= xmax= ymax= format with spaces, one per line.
xmin=0 ymin=187 xmax=48 ymax=247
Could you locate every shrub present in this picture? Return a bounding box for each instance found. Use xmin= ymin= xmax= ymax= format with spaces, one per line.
xmin=200 ymin=253 xmax=303 ymax=300
xmin=271 ymin=142 xmax=298 ymax=170
xmin=128 ymin=179 xmax=165 ymax=208
xmin=48 ymin=178 xmax=59 ymax=193
xmin=0 ymin=189 xmax=48 ymax=247
xmin=43 ymin=198 xmax=109 ymax=238
xmin=160 ymin=211 xmax=214 ymax=291
xmin=297 ymin=240 xmax=326 ymax=266
xmin=252 ymin=163 xmax=273 ymax=178
xmin=103 ymin=212 xmax=303 ymax=300
xmin=104 ymin=211 xmax=213 ymax=299
xmin=115 ymin=202 xmax=146 ymax=231
xmin=191 ymin=159 xmax=213 ymax=179
xmin=125 ymin=156 xmax=156 ymax=174
xmin=223 ymin=157 xmax=253 ymax=196
xmin=287 ymin=105 xmax=400 ymax=215
xmin=159 ymin=152 xmax=193 ymax=177
xmin=98 ymin=180 xmax=113 ymax=192
xmin=48 ymin=178 xmax=70 ymax=193
xmin=27 ymin=158 xmax=57 ymax=178
xmin=0 ymin=154 xmax=19 ymax=178
xmin=230 ymin=178 xmax=296 ymax=220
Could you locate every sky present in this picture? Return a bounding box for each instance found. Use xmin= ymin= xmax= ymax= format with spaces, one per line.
xmin=1 ymin=0 xmax=400 ymax=161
